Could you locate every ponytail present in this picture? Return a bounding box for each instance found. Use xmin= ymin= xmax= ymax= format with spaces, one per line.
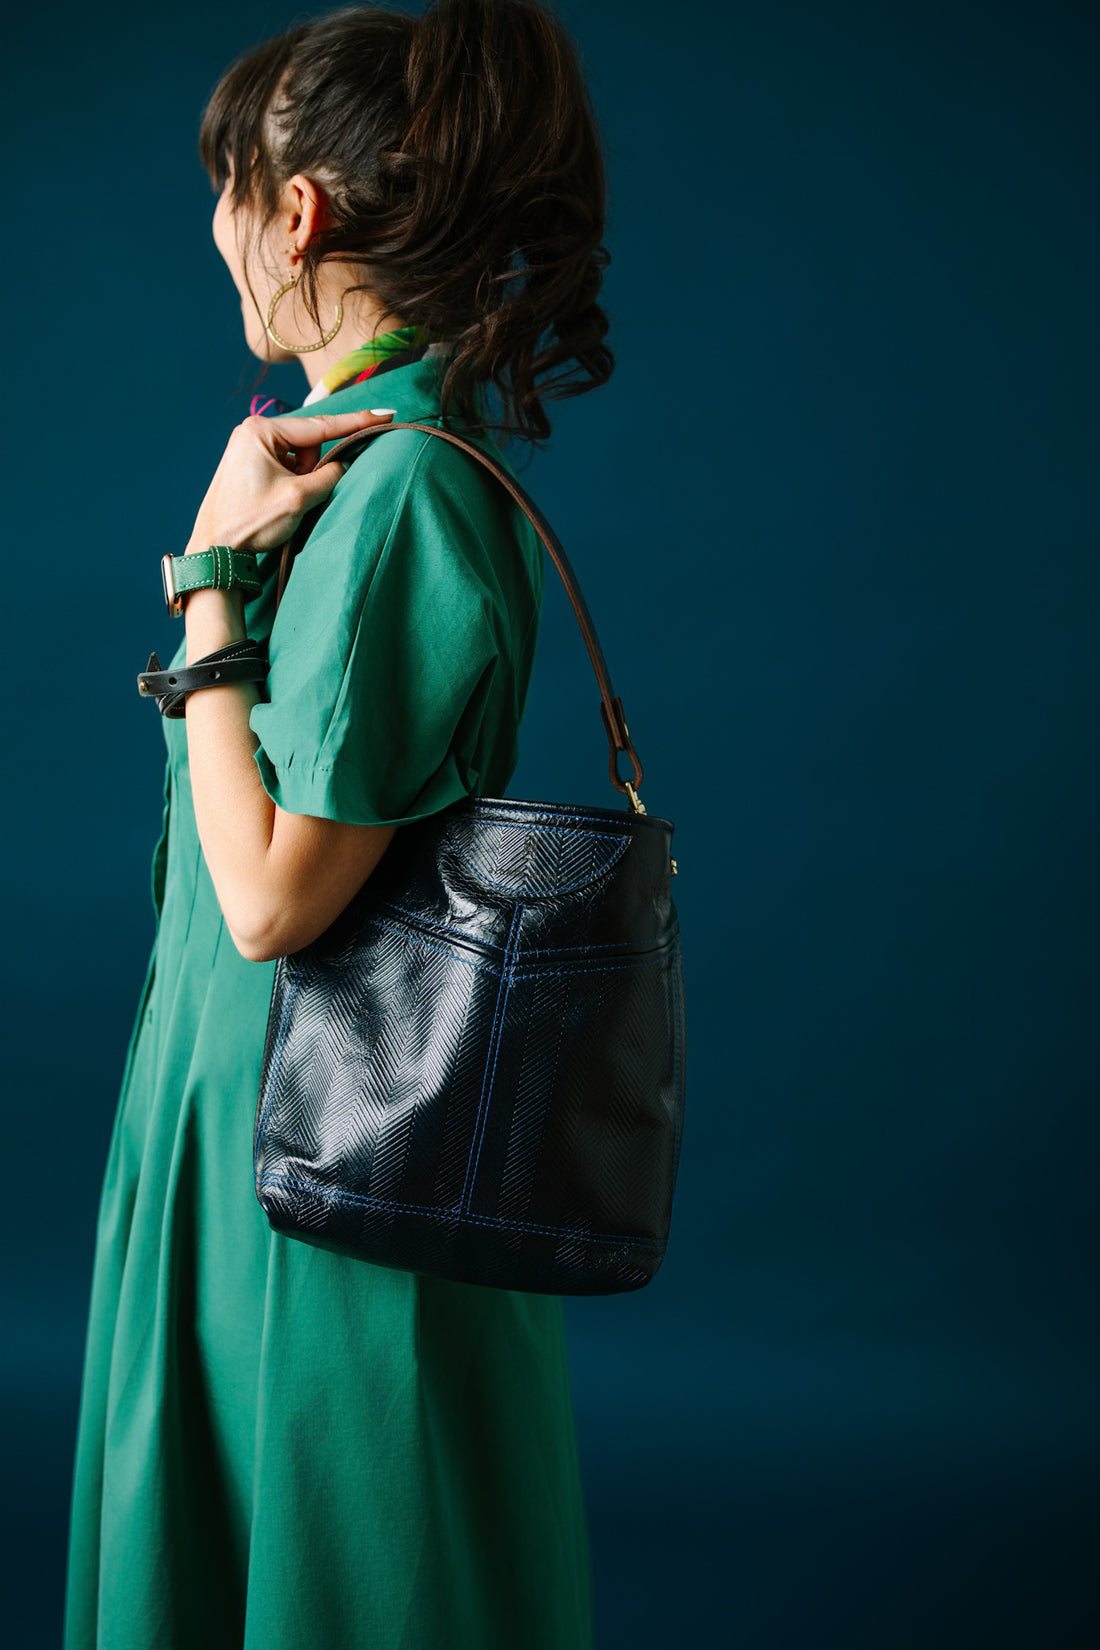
xmin=199 ymin=0 xmax=613 ymax=447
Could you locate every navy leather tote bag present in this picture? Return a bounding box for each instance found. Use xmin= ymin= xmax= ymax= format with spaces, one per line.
xmin=253 ymin=422 xmax=686 ymax=1295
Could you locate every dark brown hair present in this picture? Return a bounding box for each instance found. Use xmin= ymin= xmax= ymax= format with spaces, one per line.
xmin=198 ymin=0 xmax=613 ymax=449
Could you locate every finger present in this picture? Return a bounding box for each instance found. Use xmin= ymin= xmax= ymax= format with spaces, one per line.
xmin=292 ymin=458 xmax=348 ymax=508
xmin=258 ymin=407 xmax=396 ymax=455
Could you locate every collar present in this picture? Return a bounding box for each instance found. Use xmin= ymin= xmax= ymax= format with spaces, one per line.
xmin=251 ymin=347 xmax=487 ymax=429
xmin=304 ymin=324 xmax=453 ymax=403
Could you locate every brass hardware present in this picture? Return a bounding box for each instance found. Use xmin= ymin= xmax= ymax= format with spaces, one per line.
xmin=624 ymin=781 xmax=647 ymax=815
xmin=264 ymin=274 xmax=344 ymax=353
xmin=670 ymin=858 xmax=678 ymax=875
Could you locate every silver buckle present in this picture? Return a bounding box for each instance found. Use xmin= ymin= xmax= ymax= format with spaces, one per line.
xmin=161 ymin=553 xmax=184 ymax=618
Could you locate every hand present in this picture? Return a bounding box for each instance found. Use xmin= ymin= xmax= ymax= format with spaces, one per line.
xmin=185 ymin=407 xmax=396 ymax=555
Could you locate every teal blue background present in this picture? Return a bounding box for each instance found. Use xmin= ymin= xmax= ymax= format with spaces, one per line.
xmin=3 ymin=1 xmax=1098 ymax=1644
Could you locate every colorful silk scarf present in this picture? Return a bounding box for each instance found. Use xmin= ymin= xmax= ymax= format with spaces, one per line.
xmin=249 ymin=324 xmax=450 ymax=416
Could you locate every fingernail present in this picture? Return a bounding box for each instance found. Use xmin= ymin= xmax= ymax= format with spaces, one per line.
xmin=370 ymin=408 xmax=396 ymax=416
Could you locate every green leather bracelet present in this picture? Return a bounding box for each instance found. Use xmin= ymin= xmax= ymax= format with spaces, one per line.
xmin=161 ymin=545 xmax=262 ymax=617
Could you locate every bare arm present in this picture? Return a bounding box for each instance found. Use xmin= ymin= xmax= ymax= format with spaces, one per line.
xmin=179 ymin=406 xmax=398 ymax=963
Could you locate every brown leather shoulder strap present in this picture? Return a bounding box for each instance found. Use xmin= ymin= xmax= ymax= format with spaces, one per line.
xmin=275 ymin=420 xmax=644 ymax=801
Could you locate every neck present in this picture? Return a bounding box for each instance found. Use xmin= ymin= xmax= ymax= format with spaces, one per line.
xmin=287 ymin=278 xmax=411 ymax=390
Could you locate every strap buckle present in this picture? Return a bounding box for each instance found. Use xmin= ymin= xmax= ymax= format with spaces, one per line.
xmin=161 ymin=552 xmax=184 ymax=618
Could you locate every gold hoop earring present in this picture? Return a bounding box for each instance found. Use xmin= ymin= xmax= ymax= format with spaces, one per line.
xmin=264 ymin=273 xmax=344 ymax=353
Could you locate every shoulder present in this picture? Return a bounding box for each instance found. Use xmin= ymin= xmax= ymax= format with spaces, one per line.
xmin=323 ymin=421 xmax=522 ymax=520
xmin=318 ymin=422 xmax=545 ymax=609
xmin=319 ymin=424 xmax=438 ymax=527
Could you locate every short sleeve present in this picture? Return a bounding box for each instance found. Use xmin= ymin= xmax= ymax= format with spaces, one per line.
xmin=248 ymin=428 xmax=507 ymax=827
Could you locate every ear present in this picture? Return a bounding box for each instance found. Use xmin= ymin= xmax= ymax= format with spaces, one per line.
xmin=281 ymin=173 xmax=336 ymax=261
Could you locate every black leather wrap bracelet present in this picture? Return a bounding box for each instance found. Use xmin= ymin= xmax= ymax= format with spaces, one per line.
xmin=137 ymin=637 xmax=269 ymax=719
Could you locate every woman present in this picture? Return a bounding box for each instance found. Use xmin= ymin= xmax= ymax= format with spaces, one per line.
xmin=63 ymin=2 xmax=613 ymax=1645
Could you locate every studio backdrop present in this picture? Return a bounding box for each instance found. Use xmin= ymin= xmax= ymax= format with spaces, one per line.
xmin=1 ymin=2 xmax=1097 ymax=1647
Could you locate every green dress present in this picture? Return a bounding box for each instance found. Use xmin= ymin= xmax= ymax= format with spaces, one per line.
xmin=63 ymin=355 xmax=595 ymax=1650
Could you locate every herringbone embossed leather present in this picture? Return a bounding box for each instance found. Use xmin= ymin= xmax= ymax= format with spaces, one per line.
xmin=253 ymin=425 xmax=686 ymax=1295
xmin=255 ymin=797 xmax=684 ymax=1293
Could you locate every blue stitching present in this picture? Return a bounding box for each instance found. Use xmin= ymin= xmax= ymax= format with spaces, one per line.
xmin=448 ymin=835 xmax=630 ymax=900
xmin=257 ymin=1172 xmax=664 ymax=1250
xmin=464 ymin=900 xmax=524 ymax=1210
xmin=376 ymin=897 xmax=678 ymax=960
xmin=460 ymin=901 xmax=523 ymax=1211
xmin=519 ymin=925 xmax=679 ymax=957
xmin=376 ymin=898 xmax=507 ymax=954
xmin=455 ymin=818 xmax=628 ymax=842
xmin=360 ymin=913 xmax=502 ymax=978
xmin=256 ymin=934 xmax=676 ymax=1173
xmin=510 ymin=952 xmax=674 ymax=980
xmin=457 ymin=805 xmax=664 ymax=832
xmin=458 ymin=902 xmax=518 ymax=1209
xmin=254 ymin=972 xmax=301 ymax=1166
